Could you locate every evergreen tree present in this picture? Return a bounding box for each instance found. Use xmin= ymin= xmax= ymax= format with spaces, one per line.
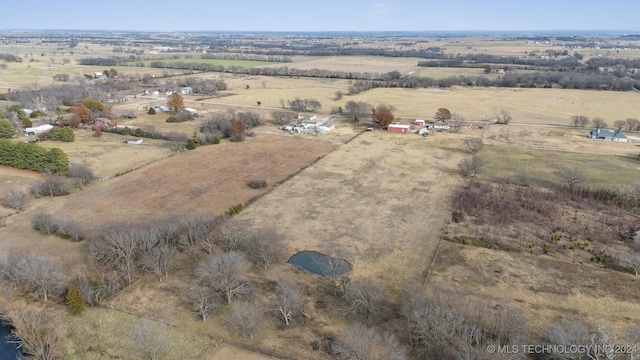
xmin=0 ymin=119 xmax=15 ymax=138
xmin=66 ymin=284 xmax=85 ymax=315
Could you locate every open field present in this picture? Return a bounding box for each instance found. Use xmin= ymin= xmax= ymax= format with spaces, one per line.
xmin=477 ymin=125 xmax=640 ymax=188
xmin=261 ymin=55 xmax=423 ymax=75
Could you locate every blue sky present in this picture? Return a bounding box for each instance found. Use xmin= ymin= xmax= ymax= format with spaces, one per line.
xmin=3 ymin=0 xmax=640 ymax=32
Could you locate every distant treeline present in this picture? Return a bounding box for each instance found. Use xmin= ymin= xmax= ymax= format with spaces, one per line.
xmin=418 ymin=54 xmax=582 ymax=70
xmin=0 ymin=140 xmax=68 ymax=174
xmin=201 ymin=53 xmax=292 ymax=63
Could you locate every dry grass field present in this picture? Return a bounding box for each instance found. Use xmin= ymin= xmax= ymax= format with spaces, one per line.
xmin=430 ymin=242 xmax=640 ymax=338
xmin=177 ymin=72 xmax=640 ymax=125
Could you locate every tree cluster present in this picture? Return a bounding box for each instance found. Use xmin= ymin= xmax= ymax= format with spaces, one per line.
xmin=0 ymin=140 xmax=68 ymax=174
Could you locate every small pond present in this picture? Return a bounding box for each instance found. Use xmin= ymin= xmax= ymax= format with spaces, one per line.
xmin=287 ymin=251 xmax=352 ymax=276
xmin=0 ymin=322 xmax=20 ymax=359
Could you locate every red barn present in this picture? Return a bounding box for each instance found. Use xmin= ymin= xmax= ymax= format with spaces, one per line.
xmin=388 ymin=124 xmax=411 ymax=133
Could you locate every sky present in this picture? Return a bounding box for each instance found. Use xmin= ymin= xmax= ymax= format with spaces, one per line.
xmin=2 ymin=0 xmax=640 ymax=33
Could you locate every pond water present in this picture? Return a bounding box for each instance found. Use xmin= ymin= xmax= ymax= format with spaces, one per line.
xmin=0 ymin=323 xmax=20 ymax=359
xmin=287 ymin=251 xmax=352 ymax=276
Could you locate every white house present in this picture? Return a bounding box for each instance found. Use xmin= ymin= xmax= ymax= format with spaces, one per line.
xmin=180 ymin=87 xmax=193 ymax=95
xmin=589 ymin=128 xmax=629 ymax=142
xmin=25 ymin=124 xmax=53 ymax=135
xmin=183 ymin=107 xmax=198 ymax=115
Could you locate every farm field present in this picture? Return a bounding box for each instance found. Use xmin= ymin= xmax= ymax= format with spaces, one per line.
xmin=178 ymin=72 xmax=640 ymax=125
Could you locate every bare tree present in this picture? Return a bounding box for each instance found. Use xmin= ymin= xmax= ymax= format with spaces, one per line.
xmin=244 ymin=227 xmax=285 ymax=270
xmin=404 ymin=285 xmax=525 ymax=360
xmin=67 ymin=162 xmax=95 ymax=189
xmin=496 ymin=109 xmax=512 ymax=124
xmin=625 ymin=118 xmax=639 ymax=132
xmin=332 ymin=323 xmax=407 ymax=360
xmin=591 ymin=117 xmax=608 ymax=129
xmin=270 ymin=270 xmax=304 ymax=326
xmin=613 ymin=120 xmax=626 ymax=131
xmin=343 ymin=278 xmax=387 ymax=320
xmin=2 ymin=305 xmax=64 ymax=360
xmin=215 ymin=217 xmax=247 ymax=252
xmin=139 ymin=244 xmax=176 ymax=280
xmin=30 ymin=175 xmax=69 ymax=198
xmin=571 ymin=115 xmax=590 ymax=128
xmin=72 ymin=273 xmax=121 ymax=307
xmin=1 ymin=189 xmax=27 ymax=212
xmin=177 ymin=213 xmax=216 ymax=257
xmin=226 ymin=300 xmax=264 ymax=339
xmin=554 ymin=167 xmax=586 ymax=190
xmin=90 ymin=223 xmax=143 ymax=284
xmin=463 ymin=138 xmax=484 ymax=154
xmin=541 ymin=321 xmax=592 ymax=360
xmin=15 ymin=253 xmax=64 ymax=301
xmin=271 ymin=111 xmax=295 ymax=125
xmin=31 ymin=208 xmax=60 ymax=235
xmin=450 ymin=113 xmax=465 ymax=132
xmin=458 ymin=155 xmax=484 ymax=178
xmin=196 ymin=251 xmax=251 ymax=304
xmin=131 ymin=318 xmax=173 ymax=360
xmin=187 ymin=285 xmax=218 ymax=321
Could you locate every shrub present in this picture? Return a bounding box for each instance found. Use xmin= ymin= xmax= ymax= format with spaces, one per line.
xmin=30 ymin=176 xmax=70 ymax=198
xmin=122 ymin=126 xmax=131 ymax=135
xmin=213 ymin=137 xmax=221 ymax=144
xmin=187 ymin=139 xmax=196 ymax=150
xmin=0 ymin=119 xmax=16 ymax=138
xmin=50 ymin=126 xmax=75 ymax=142
xmin=1 ymin=189 xmax=27 ymax=212
xmin=148 ymin=107 xmax=156 ymax=115
xmin=66 ymin=284 xmax=86 ymax=314
xmin=21 ymin=117 xmax=33 ymax=127
xmin=94 ymin=128 xmax=103 ymax=137
xmin=229 ymin=203 xmax=244 ymax=216
xmin=247 ymin=175 xmax=268 ymax=189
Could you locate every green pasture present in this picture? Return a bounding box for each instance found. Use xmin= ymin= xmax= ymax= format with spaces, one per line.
xmin=478 ymin=145 xmax=640 ymax=189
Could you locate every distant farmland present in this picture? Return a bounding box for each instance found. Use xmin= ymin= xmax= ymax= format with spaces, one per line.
xmin=133 ymin=58 xmax=276 ymax=68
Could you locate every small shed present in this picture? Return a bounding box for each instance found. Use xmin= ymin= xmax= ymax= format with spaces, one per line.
xmin=388 ymin=123 xmax=411 ymax=133
xmin=25 ymin=124 xmax=53 ymax=135
xmin=126 ymin=138 xmax=143 ymax=145
xmin=415 ymin=119 xmax=426 ymax=126
xmin=183 ymin=107 xmax=198 ymax=115
xmin=180 ymin=87 xmax=193 ymax=95
xmin=317 ymin=123 xmax=335 ymax=132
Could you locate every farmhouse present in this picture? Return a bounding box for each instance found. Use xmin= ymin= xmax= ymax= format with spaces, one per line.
xmin=589 ymin=128 xmax=629 ymax=142
xmin=180 ymin=87 xmax=193 ymax=95
xmin=388 ymin=123 xmax=411 ymax=133
xmin=25 ymin=124 xmax=53 ymax=135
